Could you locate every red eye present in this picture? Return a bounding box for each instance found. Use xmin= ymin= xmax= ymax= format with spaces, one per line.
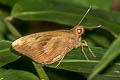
xmin=77 ymin=29 xmax=82 ymax=34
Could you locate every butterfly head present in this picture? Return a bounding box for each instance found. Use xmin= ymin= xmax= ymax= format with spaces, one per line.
xmin=73 ymin=25 xmax=84 ymax=37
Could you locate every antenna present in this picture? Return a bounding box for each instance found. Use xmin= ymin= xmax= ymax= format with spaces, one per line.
xmin=84 ymin=25 xmax=104 ymax=29
xmin=77 ymin=4 xmax=92 ymax=26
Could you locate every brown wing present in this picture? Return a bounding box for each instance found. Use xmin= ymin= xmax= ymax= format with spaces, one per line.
xmin=12 ymin=31 xmax=77 ymax=64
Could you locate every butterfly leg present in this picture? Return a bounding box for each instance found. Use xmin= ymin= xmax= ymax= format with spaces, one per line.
xmin=82 ymin=40 xmax=96 ymax=57
xmin=81 ymin=42 xmax=90 ymax=61
xmin=55 ymin=56 xmax=65 ymax=68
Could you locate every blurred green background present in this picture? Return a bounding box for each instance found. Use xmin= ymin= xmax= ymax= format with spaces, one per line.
xmin=0 ymin=0 xmax=120 ymax=80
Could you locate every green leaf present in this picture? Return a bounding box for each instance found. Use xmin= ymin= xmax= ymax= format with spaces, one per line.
xmin=88 ymin=0 xmax=111 ymax=10
xmin=0 ymin=69 xmax=39 ymax=80
xmin=6 ymin=34 xmax=16 ymax=41
xmin=88 ymin=35 xmax=120 ymax=80
xmin=47 ymin=47 xmax=105 ymax=72
xmin=33 ymin=62 xmax=49 ymax=80
xmin=3 ymin=19 xmax=22 ymax=39
xmin=45 ymin=46 xmax=120 ymax=79
xmin=0 ymin=0 xmax=111 ymax=9
xmin=0 ymin=34 xmax=5 ymax=40
xmin=0 ymin=40 xmax=20 ymax=67
xmin=88 ymin=34 xmax=111 ymax=48
xmin=0 ymin=20 xmax=6 ymax=34
xmin=92 ymin=74 xmax=120 ymax=80
xmin=0 ymin=0 xmax=21 ymax=7
xmin=11 ymin=0 xmax=120 ymax=34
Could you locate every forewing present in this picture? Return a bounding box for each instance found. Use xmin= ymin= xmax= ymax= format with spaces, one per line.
xmin=12 ymin=31 xmax=76 ymax=64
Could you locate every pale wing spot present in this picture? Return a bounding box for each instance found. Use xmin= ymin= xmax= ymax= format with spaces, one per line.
xmin=12 ymin=38 xmax=23 ymax=47
xmin=51 ymin=47 xmax=68 ymax=62
xmin=52 ymin=55 xmax=62 ymax=62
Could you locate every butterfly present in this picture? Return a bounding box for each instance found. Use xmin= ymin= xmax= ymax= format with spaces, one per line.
xmin=12 ymin=5 xmax=101 ymax=67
